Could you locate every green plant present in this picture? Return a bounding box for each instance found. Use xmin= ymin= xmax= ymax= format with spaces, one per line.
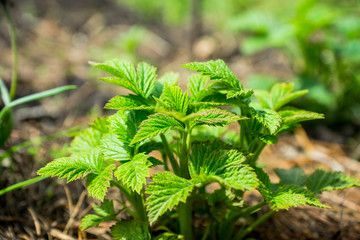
xmin=38 ymin=59 xmax=360 ymax=239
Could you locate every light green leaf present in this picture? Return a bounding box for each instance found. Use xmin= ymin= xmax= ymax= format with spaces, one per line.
xmin=108 ymin=111 xmax=138 ymax=146
xmin=90 ymin=117 xmax=109 ymax=134
xmin=105 ymin=95 xmax=153 ymax=110
xmin=251 ymin=108 xmax=282 ymax=134
xmin=279 ymin=107 xmax=324 ymax=125
xmin=37 ymin=150 xmax=103 ymax=182
xmin=269 ymin=185 xmax=328 ymax=210
xmin=184 ymin=109 xmax=246 ymax=128
xmin=274 ymin=167 xmax=307 ymax=186
xmin=131 ymin=113 xmax=184 ymax=145
xmin=189 ymin=142 xmax=258 ymax=191
xmin=158 ymin=84 xmax=189 ymax=113
xmin=91 ymin=60 xmax=157 ymax=98
xmin=182 ymin=60 xmax=243 ymax=90
xmin=146 ymin=171 xmax=194 ymax=224
xmin=306 ymin=170 xmax=360 ymax=194
xmin=70 ymin=128 xmax=102 ymax=153
xmin=93 ymin=199 xmax=115 ymax=216
xmin=80 ymin=214 xmax=108 ymax=230
xmin=258 ymin=133 xmax=278 ymax=145
xmin=86 ymin=164 xmax=115 ymax=201
xmin=114 ymin=153 xmax=151 ymax=193
xmin=188 ymin=74 xmax=209 ymax=102
xmin=152 ymin=72 xmax=179 ymax=98
xmin=100 ymin=134 xmax=131 ymax=162
xmin=111 ymin=220 xmax=150 ymax=240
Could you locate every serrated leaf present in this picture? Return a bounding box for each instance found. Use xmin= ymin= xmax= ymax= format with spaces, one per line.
xmin=182 ymin=60 xmax=243 ymax=90
xmin=189 ymin=142 xmax=258 ymax=191
xmin=188 ymin=74 xmax=209 ymax=102
xmin=93 ymin=200 xmax=115 ymax=216
xmin=114 ymin=153 xmax=151 ymax=193
xmin=146 ymin=171 xmax=194 ymax=224
xmin=158 ymin=84 xmax=189 ymax=113
xmin=108 ymin=111 xmax=138 ymax=145
xmin=80 ymin=214 xmax=110 ymax=230
xmin=184 ymin=109 xmax=246 ymax=128
xmin=86 ymin=164 xmax=115 ymax=201
xmin=306 ymin=170 xmax=360 ymax=194
xmin=90 ymin=117 xmax=109 ymax=134
xmin=269 ymin=185 xmax=328 ymax=210
xmin=250 ymin=108 xmax=282 ymax=134
xmin=131 ymin=113 xmax=184 ymax=145
xmin=258 ymin=133 xmax=278 ymax=145
xmin=254 ymin=83 xmax=308 ymax=111
xmin=226 ymin=89 xmax=254 ymax=99
xmin=279 ymin=107 xmax=324 ymax=125
xmin=152 ymin=72 xmax=179 ymax=98
xmin=274 ymin=167 xmax=307 ymax=186
xmin=37 ymin=150 xmax=103 ymax=182
xmin=100 ymin=134 xmax=131 ymax=162
xmin=111 ymin=220 xmax=150 ymax=240
xmin=105 ymin=95 xmax=153 ymax=110
xmin=70 ymin=128 xmax=102 ymax=153
xmin=91 ymin=60 xmax=157 ymax=98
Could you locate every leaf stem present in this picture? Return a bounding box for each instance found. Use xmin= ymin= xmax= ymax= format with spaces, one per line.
xmin=234 ymin=210 xmax=276 ymax=240
xmin=2 ymin=1 xmax=18 ymax=100
xmin=160 ymin=133 xmax=180 ymax=175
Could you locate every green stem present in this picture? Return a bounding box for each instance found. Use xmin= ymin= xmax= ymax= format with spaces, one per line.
xmin=133 ymin=192 xmax=147 ymax=223
xmin=111 ymin=180 xmax=133 ymax=203
xmin=219 ymin=201 xmax=266 ymax=239
xmin=0 ymin=176 xmax=48 ymax=196
xmin=252 ymin=142 xmax=266 ymax=163
xmin=2 ymin=1 xmax=18 ymax=100
xmin=234 ymin=210 xmax=276 ymax=240
xmin=160 ymin=133 xmax=180 ymax=175
xmin=179 ymin=130 xmax=190 ymax=179
xmin=178 ymin=198 xmax=193 ymax=240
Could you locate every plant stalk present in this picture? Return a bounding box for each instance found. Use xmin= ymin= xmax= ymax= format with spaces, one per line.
xmin=2 ymin=1 xmax=18 ymax=100
xmin=234 ymin=210 xmax=276 ymax=240
xmin=160 ymin=134 xmax=180 ymax=175
xmin=178 ymin=198 xmax=193 ymax=240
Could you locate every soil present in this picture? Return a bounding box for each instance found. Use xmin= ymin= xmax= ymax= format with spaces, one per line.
xmin=1 ymin=1 xmax=359 ymax=239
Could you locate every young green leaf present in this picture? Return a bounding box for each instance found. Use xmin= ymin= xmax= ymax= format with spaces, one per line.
xmin=80 ymin=200 xmax=115 ymax=230
xmin=80 ymin=214 xmax=110 ymax=230
xmin=182 ymin=60 xmax=243 ymax=90
xmin=90 ymin=117 xmax=109 ymax=134
xmin=189 ymin=142 xmax=258 ymax=191
xmin=269 ymin=185 xmax=328 ymax=210
xmin=184 ymin=109 xmax=247 ymax=128
xmin=131 ymin=113 xmax=184 ymax=145
xmin=100 ymin=134 xmax=131 ymax=162
xmin=274 ymin=167 xmax=307 ymax=186
xmin=86 ymin=164 xmax=115 ymax=201
xmin=157 ymin=84 xmax=189 ymax=113
xmin=105 ymin=94 xmax=153 ymax=111
xmin=70 ymin=128 xmax=102 ymax=153
xmin=188 ymin=74 xmax=209 ymax=102
xmin=146 ymin=171 xmax=194 ymax=224
xmin=306 ymin=170 xmax=360 ymax=194
xmin=250 ymin=108 xmax=282 ymax=134
xmin=37 ymin=150 xmax=103 ymax=182
xmin=152 ymin=72 xmax=179 ymax=98
xmin=271 ymin=83 xmax=308 ymax=111
xmin=279 ymin=107 xmax=324 ymax=125
xmin=114 ymin=153 xmax=151 ymax=193
xmin=108 ymin=111 xmax=138 ymax=146
xmin=91 ymin=60 xmax=156 ymax=98
xmin=111 ymin=220 xmax=150 ymax=240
